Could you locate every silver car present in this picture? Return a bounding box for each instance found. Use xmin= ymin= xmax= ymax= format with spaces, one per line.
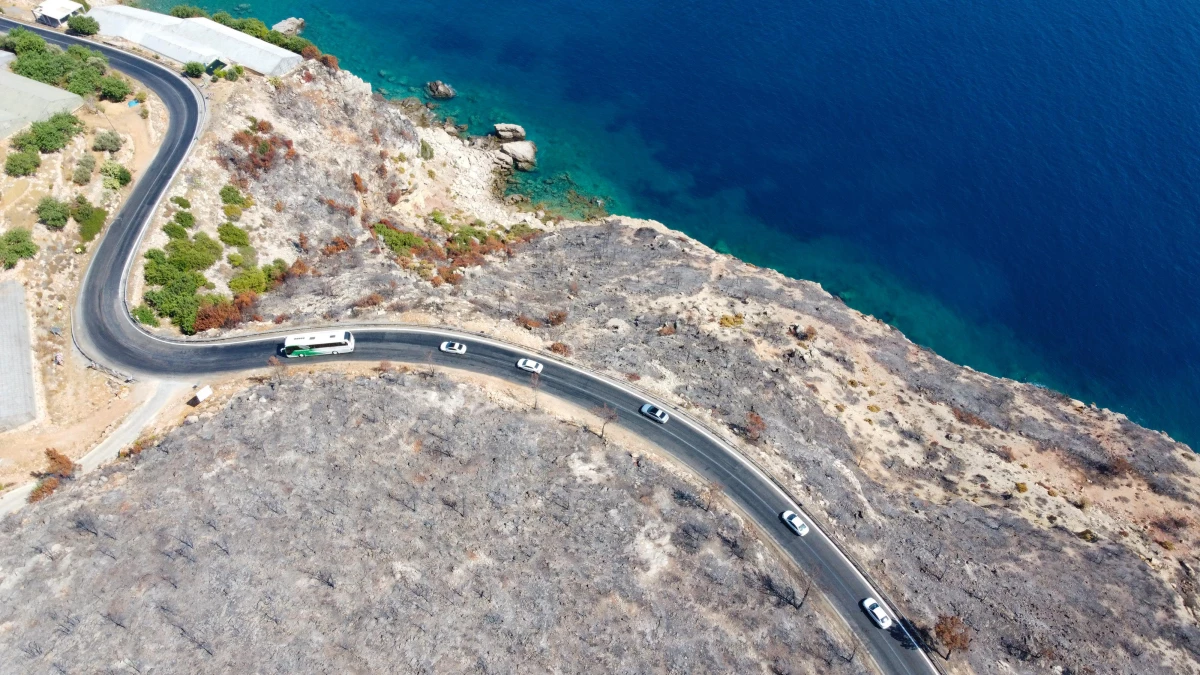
xmin=861 ymin=597 xmax=893 ymax=629
xmin=780 ymin=510 xmax=809 ymax=536
xmin=439 ymin=341 xmax=467 ymax=355
xmin=516 ymin=358 xmax=543 ymax=374
xmin=639 ymin=403 xmax=669 ymax=424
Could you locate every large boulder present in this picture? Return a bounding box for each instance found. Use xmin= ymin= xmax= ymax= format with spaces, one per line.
xmin=493 ymin=123 xmax=526 ymax=141
xmin=272 ymin=17 xmax=305 ymax=35
xmin=425 ymin=80 xmax=457 ymax=99
xmin=500 ymin=141 xmax=537 ymax=171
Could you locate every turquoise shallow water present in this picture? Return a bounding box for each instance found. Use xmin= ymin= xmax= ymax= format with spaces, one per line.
xmin=148 ymin=0 xmax=1200 ymax=448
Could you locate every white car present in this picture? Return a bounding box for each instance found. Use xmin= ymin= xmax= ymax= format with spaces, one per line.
xmin=439 ymin=341 xmax=467 ymax=355
xmin=639 ymin=403 xmax=669 ymax=424
xmin=516 ymin=358 xmax=543 ymax=374
xmin=861 ymin=597 xmax=893 ymax=629
xmin=780 ymin=510 xmax=809 ymax=536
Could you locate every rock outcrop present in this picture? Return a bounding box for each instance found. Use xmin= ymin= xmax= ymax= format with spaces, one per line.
xmin=500 ymin=140 xmax=537 ymax=171
xmin=425 ymin=80 xmax=456 ymax=99
xmin=493 ymin=123 xmax=526 ymax=141
xmin=271 ymin=17 xmax=305 ymax=35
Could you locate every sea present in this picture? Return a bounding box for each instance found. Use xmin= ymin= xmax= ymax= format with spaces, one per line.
xmin=147 ymin=0 xmax=1200 ymax=448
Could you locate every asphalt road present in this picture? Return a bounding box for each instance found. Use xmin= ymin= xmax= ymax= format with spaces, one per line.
xmin=2 ymin=17 xmax=938 ymax=675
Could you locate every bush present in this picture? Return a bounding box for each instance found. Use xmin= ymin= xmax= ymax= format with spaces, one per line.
xmin=218 ymin=222 xmax=250 ymax=247
xmin=169 ymin=4 xmax=208 ymax=18
xmin=220 ymin=184 xmax=249 ymax=206
xmin=320 ymin=53 xmax=339 ymax=70
xmin=93 ymin=129 xmax=122 ymax=152
xmin=14 ymin=113 xmax=84 ymax=154
xmin=36 ymin=197 xmax=70 ymax=229
xmin=98 ymin=75 xmax=131 ymax=101
xmin=2 ymin=27 xmax=47 ymax=56
xmin=228 ymin=266 xmax=268 ymax=294
xmin=72 ymin=155 xmax=95 ymax=185
xmin=5 ymin=150 xmax=40 ymax=177
xmin=224 ymin=67 xmax=240 ymax=82
xmin=183 ymin=61 xmax=205 ymax=78
xmin=66 ymin=15 xmax=100 ymax=35
xmin=173 ymin=210 xmax=195 ymax=228
xmin=223 ymin=204 xmax=243 ymax=220
xmin=301 ymin=45 xmax=319 ymax=60
xmin=132 ymin=304 xmax=159 ymax=326
xmin=66 ymin=65 xmax=102 ymax=96
xmin=227 ymin=252 xmax=244 ymax=267
xmin=547 ymin=309 xmax=568 ymax=326
xmin=100 ymin=161 xmax=132 ymax=189
xmin=163 ymin=222 xmax=188 ymax=240
xmin=165 ymin=232 xmax=223 ymax=272
xmin=549 ymin=342 xmax=572 ymax=356
xmin=0 ymin=229 xmax=38 ymax=269
xmin=71 ymin=196 xmax=107 ymax=242
xmin=170 ymin=196 xmax=191 ymax=209
xmin=374 ymin=224 xmax=424 ymax=256
xmin=237 ymin=245 xmax=258 ymax=268
xmin=419 ymin=139 xmax=434 ymax=160
xmin=719 ymin=314 xmax=745 ymax=328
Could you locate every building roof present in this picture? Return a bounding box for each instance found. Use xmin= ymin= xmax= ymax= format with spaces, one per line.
xmin=87 ymin=6 xmax=302 ymax=77
xmin=34 ymin=0 xmax=83 ymax=21
xmin=0 ymin=66 xmax=84 ymax=140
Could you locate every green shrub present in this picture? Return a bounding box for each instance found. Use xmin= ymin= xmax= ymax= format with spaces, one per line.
xmin=224 ymin=67 xmax=240 ymax=82
xmin=164 ymin=232 xmax=223 ymax=272
xmin=429 ymin=210 xmax=451 ymax=229
xmin=374 ymin=223 xmax=425 ymax=256
xmin=227 ymin=252 xmax=244 ymax=267
xmin=0 ymin=229 xmax=38 ymax=269
xmin=223 ymin=204 xmax=243 ymax=221
xmin=10 ymin=36 xmax=110 ymax=97
xmin=98 ymin=75 xmax=131 ymax=102
xmin=173 ymin=210 xmax=195 ymax=228
xmin=93 ymin=129 xmax=122 ymax=152
xmin=71 ymin=155 xmax=96 ymax=185
xmin=13 ymin=113 xmax=84 ymax=154
xmin=169 ymin=5 xmax=208 ymax=18
xmin=163 ymin=222 xmax=188 ymax=239
xmin=228 ymin=266 xmax=268 ymax=293
xmin=71 ymin=196 xmax=107 ymax=242
xmin=136 ymin=91 xmax=147 ymax=103
xmin=419 ymin=139 xmax=434 ymax=160
xmin=132 ymin=304 xmax=159 ymax=326
xmin=219 ymin=184 xmax=249 ymax=206
xmin=66 ymin=15 xmax=100 ymax=35
xmin=218 ymin=222 xmax=250 ymax=247
xmin=237 ymin=245 xmax=258 ymax=268
xmin=5 ymin=150 xmax=40 ymax=177
xmin=170 ymin=196 xmax=191 ymax=209
xmin=183 ymin=61 xmax=205 ymax=78
xmin=2 ymin=27 xmax=47 ymax=56
xmin=36 ymin=197 xmax=70 ymax=229
xmin=100 ymin=161 xmax=132 ymax=189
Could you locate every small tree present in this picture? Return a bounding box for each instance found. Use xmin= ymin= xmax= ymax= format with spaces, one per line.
xmin=934 ymin=615 xmax=971 ymax=660
xmin=93 ymin=129 xmax=123 ymax=152
xmin=98 ymin=75 xmax=131 ymax=102
xmin=183 ymin=61 xmax=206 ymax=78
xmin=36 ymin=197 xmax=70 ymax=229
xmin=66 ymin=15 xmax=100 ymax=35
xmin=591 ymin=404 xmax=619 ymax=440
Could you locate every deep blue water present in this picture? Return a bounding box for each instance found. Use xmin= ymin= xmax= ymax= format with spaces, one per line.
xmin=155 ymin=0 xmax=1200 ymax=447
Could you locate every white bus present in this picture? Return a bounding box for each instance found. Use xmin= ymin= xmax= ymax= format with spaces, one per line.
xmin=282 ymin=330 xmax=355 ymax=358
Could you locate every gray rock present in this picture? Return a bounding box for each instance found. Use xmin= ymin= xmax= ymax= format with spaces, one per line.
xmin=425 ymin=80 xmax=457 ymax=99
xmin=271 ymin=17 xmax=305 ymax=35
xmin=500 ymin=140 xmax=537 ymax=171
xmin=493 ymin=123 xmax=526 ymax=141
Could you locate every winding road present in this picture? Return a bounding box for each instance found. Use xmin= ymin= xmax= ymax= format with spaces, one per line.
xmin=2 ymin=17 xmax=938 ymax=675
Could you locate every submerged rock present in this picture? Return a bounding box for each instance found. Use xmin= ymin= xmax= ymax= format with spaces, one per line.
xmin=494 ymin=123 xmax=526 ymax=141
xmin=425 ymin=80 xmax=457 ymax=99
xmin=500 ymin=140 xmax=537 ymax=171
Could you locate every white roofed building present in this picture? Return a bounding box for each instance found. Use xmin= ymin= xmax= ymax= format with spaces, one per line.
xmin=32 ymin=0 xmax=83 ymax=27
xmin=87 ymin=6 xmax=302 ymax=77
xmin=0 ymin=53 xmax=84 ymax=140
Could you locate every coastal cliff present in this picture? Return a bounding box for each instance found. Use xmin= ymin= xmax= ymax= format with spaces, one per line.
xmin=119 ymin=61 xmax=1200 ymax=672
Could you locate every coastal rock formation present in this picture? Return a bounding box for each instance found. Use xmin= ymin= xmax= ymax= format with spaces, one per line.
xmin=271 ymin=17 xmax=304 ymax=35
xmin=501 ymin=140 xmax=537 ymax=171
xmin=494 ymin=123 xmax=526 ymax=141
xmin=425 ymin=80 xmax=456 ymax=99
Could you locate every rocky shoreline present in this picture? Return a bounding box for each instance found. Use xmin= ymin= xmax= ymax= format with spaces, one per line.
xmin=121 ymin=60 xmax=1200 ymax=672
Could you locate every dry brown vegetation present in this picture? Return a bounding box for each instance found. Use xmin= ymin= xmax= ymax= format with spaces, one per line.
xmin=0 ymin=374 xmax=862 ymax=673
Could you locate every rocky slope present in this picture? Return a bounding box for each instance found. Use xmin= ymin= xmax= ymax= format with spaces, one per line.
xmin=122 ymin=61 xmax=1200 ymax=672
xmin=0 ymin=372 xmax=862 ymax=674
